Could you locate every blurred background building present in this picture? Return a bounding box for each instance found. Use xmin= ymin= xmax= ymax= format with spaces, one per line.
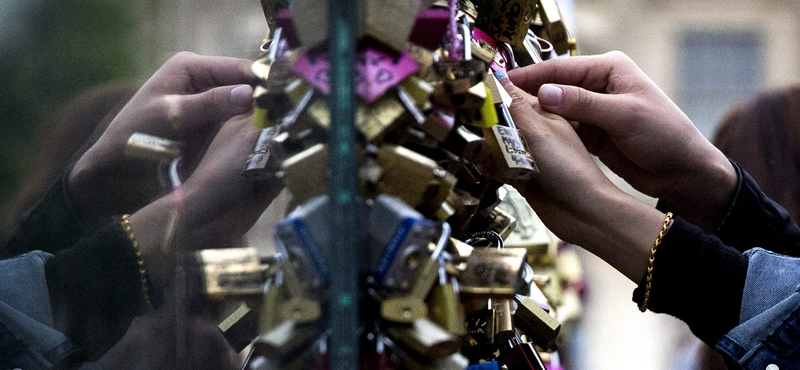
xmin=1 ymin=0 xmax=798 ymax=369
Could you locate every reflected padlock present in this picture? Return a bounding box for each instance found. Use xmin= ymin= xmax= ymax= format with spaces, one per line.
xmin=280 ymin=143 xmax=329 ymax=204
xmin=288 ymin=0 xmax=328 ymax=48
xmin=244 ymin=125 xmax=281 ymax=180
xmin=250 ymin=320 xmax=321 ymax=362
xmin=274 ymin=195 xmax=333 ymax=295
xmin=219 ymin=303 xmax=258 ymax=353
xmin=196 ymin=247 xmax=268 ymax=299
xmin=363 ymin=0 xmax=434 ymax=51
xmin=385 ymin=318 xmax=461 ymax=360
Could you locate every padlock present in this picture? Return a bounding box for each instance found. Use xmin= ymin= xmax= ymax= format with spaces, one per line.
xmin=385 ymin=318 xmax=461 ymax=359
xmin=381 ymin=296 xmax=429 ymax=324
xmin=396 ymin=84 xmax=427 ymax=125
xmin=429 ymin=263 xmax=466 ymax=336
xmin=363 ymin=0 xmax=432 ymax=51
xmin=274 ymin=196 xmax=339 ymax=300
xmin=456 ymin=84 xmax=499 ymax=128
xmin=258 ymin=0 xmax=289 ymax=35
xmin=463 ymin=306 xmax=497 ymax=358
xmin=442 ymin=125 xmax=486 ymax=163
xmin=218 ymin=302 xmax=258 ymax=353
xmin=513 ymin=294 xmax=561 ymax=350
xmin=367 ymin=194 xmax=441 ymax=290
xmin=420 ymin=107 xmax=456 ymax=143
xmin=374 ymin=145 xmax=457 ymax=213
xmin=498 ymin=336 xmax=547 ymax=370
xmin=244 ymin=125 xmax=281 ymax=180
xmin=470 ymin=206 xmax=517 ymax=240
xmin=408 ymin=8 xmax=451 ymax=50
xmin=288 ymin=0 xmax=328 ymax=49
xmin=260 ymin=276 xmax=286 ymax=333
xmin=493 ymin=298 xmax=517 ymax=346
xmin=250 ymin=320 xmax=321 ymax=361
xmin=125 ymin=133 xmax=183 ymax=162
xmin=280 ymin=297 xmax=323 ymax=324
xmin=483 ymin=122 xmax=536 ymax=181
xmin=196 ymin=247 xmax=268 ymax=299
xmin=511 ymin=31 xmax=545 ymax=67
xmin=474 ymin=0 xmax=536 ymax=47
xmin=280 ymin=143 xmax=329 ymax=204
xmin=459 ymin=247 xmax=527 ymax=299
xmin=536 ymin=0 xmax=576 ymax=55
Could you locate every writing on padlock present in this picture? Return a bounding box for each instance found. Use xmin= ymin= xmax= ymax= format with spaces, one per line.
xmin=475 ymin=0 xmax=537 ymax=46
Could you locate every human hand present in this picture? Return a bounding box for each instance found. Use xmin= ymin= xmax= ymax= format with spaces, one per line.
xmin=68 ymin=52 xmax=257 ymax=229
xmin=507 ymin=51 xmax=737 ymax=231
xmin=129 ymin=112 xmax=282 ymax=286
xmin=498 ymin=74 xmax=667 ymax=282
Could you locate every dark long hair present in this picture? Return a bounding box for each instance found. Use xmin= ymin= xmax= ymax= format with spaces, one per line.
xmin=714 ymin=83 xmax=800 ymax=222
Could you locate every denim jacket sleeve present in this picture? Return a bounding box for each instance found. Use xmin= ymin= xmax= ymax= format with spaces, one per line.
xmin=0 ymin=251 xmax=81 ymax=369
xmin=716 ymin=248 xmax=800 ymax=370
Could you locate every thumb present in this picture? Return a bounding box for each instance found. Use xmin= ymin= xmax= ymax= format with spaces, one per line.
xmin=169 ymin=84 xmax=254 ymax=137
xmin=536 ymin=83 xmax=632 ymax=133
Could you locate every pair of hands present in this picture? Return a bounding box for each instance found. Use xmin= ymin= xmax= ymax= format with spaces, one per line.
xmin=68 ymin=52 xmax=281 ymax=285
xmin=500 ymin=51 xmax=737 ymax=280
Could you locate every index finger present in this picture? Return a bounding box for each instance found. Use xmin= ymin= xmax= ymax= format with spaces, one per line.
xmin=507 ymin=51 xmax=632 ymax=96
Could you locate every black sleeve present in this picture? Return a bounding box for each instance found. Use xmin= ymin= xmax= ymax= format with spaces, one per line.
xmin=715 ymin=162 xmax=800 ymax=257
xmin=632 ymin=216 xmax=748 ymax=345
xmin=0 ymin=168 xmax=86 ymax=259
xmin=44 ymin=221 xmax=162 ymax=361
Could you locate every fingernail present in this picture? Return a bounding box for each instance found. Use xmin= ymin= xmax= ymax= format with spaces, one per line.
xmin=493 ymin=69 xmax=508 ymax=81
xmin=230 ymin=84 xmax=254 ymax=106
xmin=538 ymin=84 xmax=562 ymax=106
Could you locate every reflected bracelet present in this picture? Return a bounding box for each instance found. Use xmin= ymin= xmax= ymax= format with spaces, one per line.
xmin=120 ymin=214 xmax=154 ymax=311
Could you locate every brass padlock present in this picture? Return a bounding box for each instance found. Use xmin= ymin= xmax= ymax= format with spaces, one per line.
xmin=429 ymin=265 xmax=466 ymax=336
xmin=513 ymin=294 xmax=561 ymax=350
xmin=475 ymin=0 xmax=536 ymax=46
xmin=459 ymin=247 xmax=527 ymax=299
xmin=536 ymin=0 xmax=576 ymax=55
xmin=259 ymin=278 xmax=286 ymax=333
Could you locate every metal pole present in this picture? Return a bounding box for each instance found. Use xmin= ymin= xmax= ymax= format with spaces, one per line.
xmin=327 ymin=0 xmax=360 ymax=368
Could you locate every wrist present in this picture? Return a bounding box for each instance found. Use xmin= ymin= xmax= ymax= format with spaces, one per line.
xmin=581 ymin=187 xmax=670 ymax=282
xmin=665 ymin=149 xmax=737 ymax=231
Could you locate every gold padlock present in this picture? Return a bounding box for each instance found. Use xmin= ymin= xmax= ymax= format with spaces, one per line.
xmin=386 ymin=318 xmax=461 ymax=359
xmin=513 ymin=294 xmax=561 ymax=350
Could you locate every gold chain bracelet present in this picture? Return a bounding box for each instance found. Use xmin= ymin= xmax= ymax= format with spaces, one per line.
xmin=120 ymin=214 xmax=154 ymax=311
xmin=639 ymin=212 xmax=673 ymax=312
